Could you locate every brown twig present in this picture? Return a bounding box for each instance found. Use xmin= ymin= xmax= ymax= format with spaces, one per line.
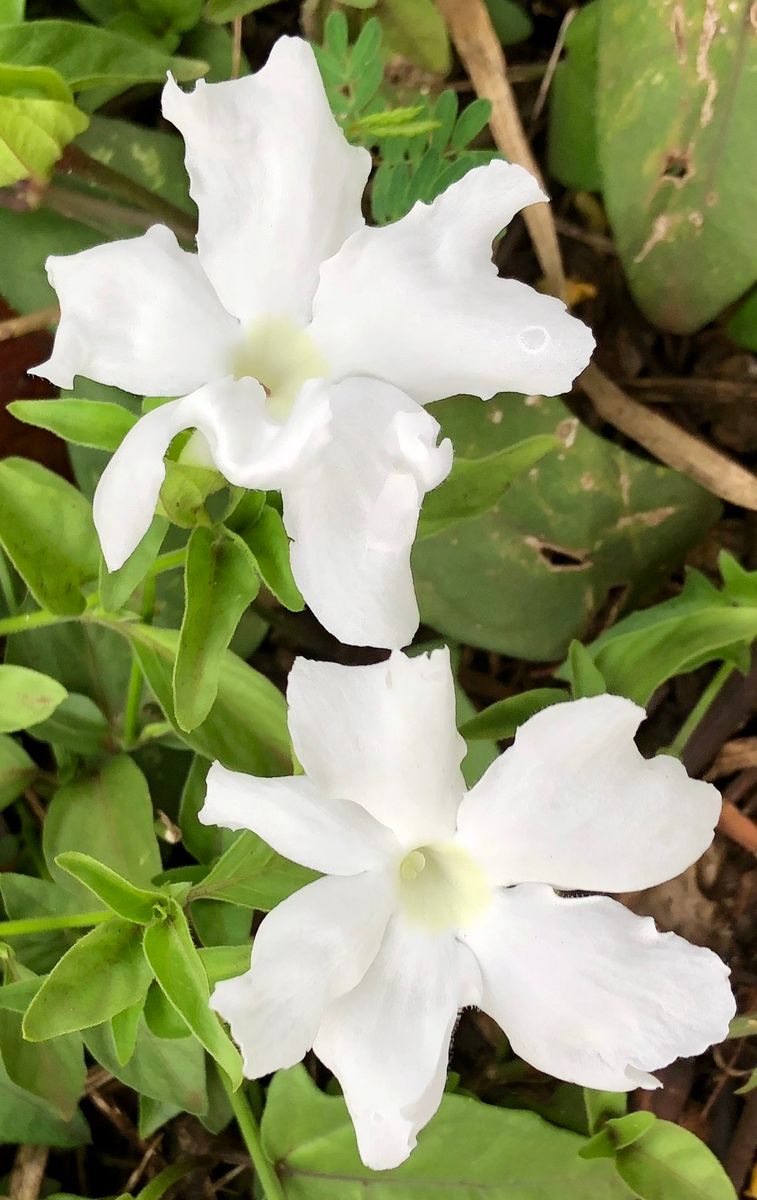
xmin=530 ymin=7 xmax=576 ymax=125
xmin=9 ymin=1146 xmax=48 ymax=1200
xmin=231 ymin=17 xmax=243 ymax=80
xmin=0 ymin=306 xmax=59 ymax=343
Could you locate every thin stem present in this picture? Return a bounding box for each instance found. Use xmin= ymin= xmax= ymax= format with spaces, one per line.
xmin=223 ymin=1079 xmax=285 ymax=1200
xmin=122 ymin=575 xmax=156 ymax=749
xmin=146 ymin=549 xmax=187 ymax=580
xmin=0 ymin=607 xmax=74 ymax=638
xmin=663 ymin=662 xmax=735 ymax=759
xmin=0 ymin=304 xmax=59 ymax=343
xmin=42 ymin=184 xmax=195 ymax=247
xmin=59 ymin=146 xmax=197 ymax=240
xmin=0 ymin=910 xmax=111 ymax=938
xmin=231 ymin=16 xmax=243 ymax=79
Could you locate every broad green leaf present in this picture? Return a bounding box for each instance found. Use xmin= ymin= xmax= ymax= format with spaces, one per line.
xmin=76 ymin=112 xmax=195 ymax=213
xmin=262 ymin=1065 xmax=635 ymax=1198
xmin=0 ymin=875 xmax=85 ymax=975
xmin=174 ymin=526 xmax=260 ymax=732
xmin=190 ymin=896 xmax=252 ymax=948
xmin=547 ymin=1 xmax=601 ymax=192
xmin=23 ymin=918 xmax=153 ymax=1040
xmin=44 ymin=755 xmax=162 ymax=906
xmin=0 ymin=88 xmax=89 ymax=187
xmin=198 ymin=944 xmax=250 ymax=988
xmin=143 ymin=980 xmax=190 ymax=1040
xmin=28 ymin=692 xmax=110 ymax=755
xmin=418 ymin=435 xmax=559 ymax=538
xmin=565 ymin=562 xmax=757 ymax=705
xmin=0 ymin=664 xmax=67 ymax=732
xmin=8 ymin=398 xmax=138 ymax=452
xmin=204 ymin=0 xmax=281 ymax=20
xmin=99 ymin=515 xmax=168 ymax=613
xmin=566 ymin=640 xmax=607 ymax=699
xmin=0 ymin=734 xmax=36 ymax=810
xmin=56 ymin=852 xmax=163 ymax=924
xmin=0 ymin=206 xmax=99 ymax=314
xmin=459 ymin=687 xmax=568 ymax=741
xmin=0 ymin=1063 xmax=89 ymax=1147
xmin=592 ymin=1116 xmax=737 ymax=1200
xmin=85 ymin=1015 xmax=208 ymax=1114
xmin=0 ymin=458 xmax=99 ymax=615
xmin=190 ymin=830 xmax=316 ymax=912
xmin=413 ymin=393 xmax=719 ymax=660
xmin=597 ymin=0 xmax=757 ymax=333
xmin=725 ymin=285 xmax=757 ymax=351
xmin=583 ymin=1090 xmax=628 ymax=1136
xmin=0 ymin=21 xmax=207 ymax=93
xmin=582 ymin=1112 xmax=657 ymax=1159
xmin=142 ymin=902 xmax=243 ymax=1086
xmin=179 ymin=755 xmax=232 ymax=864
xmin=235 ymin=506 xmax=303 ymax=611
xmin=485 ymin=0 xmax=533 ymax=46
xmin=111 ymin=998 xmax=143 ymax=1066
xmin=111 ymin=622 xmax=290 ymax=774
xmin=0 ymin=0 xmax=25 ymax=22
xmin=0 ymin=1004 xmax=85 ymax=1120
xmin=378 ymin=0 xmax=450 ymax=74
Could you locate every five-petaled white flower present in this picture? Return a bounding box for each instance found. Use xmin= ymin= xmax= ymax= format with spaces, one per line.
xmin=200 ymin=649 xmax=735 ymax=1171
xmin=31 ymin=36 xmax=594 ymax=649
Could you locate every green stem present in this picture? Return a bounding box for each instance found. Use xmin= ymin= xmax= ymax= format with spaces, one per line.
xmin=60 ymin=146 xmax=197 ymax=241
xmin=0 ymin=607 xmax=75 ymax=637
xmin=42 ymin=184 xmax=195 ymax=247
xmin=146 ymin=549 xmax=187 ymax=580
xmin=0 ymin=910 xmax=111 ymax=938
xmin=224 ymin=1078 xmax=285 ymax=1200
xmin=662 ymin=662 xmax=735 ymax=759
xmin=122 ymin=576 xmax=157 ymax=749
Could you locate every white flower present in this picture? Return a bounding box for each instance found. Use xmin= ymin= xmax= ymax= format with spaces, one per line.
xmin=31 ymin=37 xmax=594 ymax=649
xmin=200 ymin=648 xmax=734 ymax=1171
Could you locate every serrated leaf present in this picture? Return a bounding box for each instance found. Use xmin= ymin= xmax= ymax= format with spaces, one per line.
xmin=0 ymin=664 xmax=67 ymax=733
xmin=8 ymin=398 xmax=138 ymax=451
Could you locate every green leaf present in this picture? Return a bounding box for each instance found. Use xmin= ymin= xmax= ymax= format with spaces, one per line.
xmin=44 ymin=755 xmax=162 ymax=906
xmin=451 ymin=97 xmax=491 ymax=150
xmin=235 ymin=506 xmax=303 ymax=611
xmin=548 ymin=1 xmax=601 ymax=192
xmin=581 ymin=1112 xmax=657 ymax=1159
xmin=566 ymin=640 xmax=607 ymax=699
xmin=0 ymin=0 xmax=25 ymax=23
xmin=85 ymin=1013 xmax=208 ymax=1114
xmin=597 ymin=0 xmax=757 ymax=333
xmin=583 ymin=1090 xmax=628 ymax=1136
xmin=0 ymin=734 xmax=36 ymax=810
xmin=76 ymin=112 xmax=195 ymax=215
xmin=413 ymin=393 xmax=719 ymax=660
xmin=111 ymin=998 xmax=143 ymax=1066
xmin=0 ymin=20 xmax=207 ymax=94
xmin=198 ymin=944 xmax=250 ymax=988
xmin=262 ymin=1065 xmax=635 ymax=1197
xmin=0 ymin=458 xmax=99 ymax=615
xmin=113 ymin=622 xmax=290 ymax=774
xmin=0 ymin=664 xmax=67 ymax=732
xmin=204 ymin=0 xmax=281 ymax=21
xmin=485 ymin=0 xmax=533 ymax=46
xmin=99 ymin=515 xmax=167 ymax=613
xmin=459 ymin=687 xmax=568 ymax=741
xmin=143 ymin=980 xmax=190 ymax=1040
xmin=418 ymin=434 xmax=559 ymax=538
xmin=142 ymin=902 xmax=243 ymax=1087
xmin=0 ymin=1065 xmax=89 ymax=1147
xmin=592 ymin=1115 xmax=737 ymax=1200
xmin=8 ymin=398 xmax=138 ymax=452
xmin=0 ymin=83 xmax=89 ymax=187
xmin=725 ymin=285 xmax=757 ymax=352
xmin=0 ymin=1003 xmax=85 ymax=1121
xmin=28 ymin=692 xmax=110 ymax=755
xmin=174 ymin=526 xmax=260 ymax=733
xmin=56 ymin=852 xmax=163 ymax=924
xmin=378 ymin=0 xmax=450 ymax=74
xmin=728 ymin=1011 xmax=757 ymax=1039
xmin=179 ymin=755 xmax=233 ymax=864
xmin=0 ymin=876 xmax=85 ymax=975
xmin=23 ymin=918 xmax=153 ymax=1040
xmin=190 ymin=830 xmax=316 ymax=912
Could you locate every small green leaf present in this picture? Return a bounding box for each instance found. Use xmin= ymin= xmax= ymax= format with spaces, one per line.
xmin=615 ymin=1117 xmax=736 ymax=1199
xmin=111 ymin=998 xmax=143 ymax=1066
xmin=725 ymin=285 xmax=757 ymax=352
xmin=566 ymin=640 xmax=607 ymax=699
xmin=190 ymin=830 xmax=316 ymax=912
xmin=0 ymin=82 xmax=89 ymax=186
xmin=28 ymin=692 xmax=110 ymax=755
xmin=728 ymin=1011 xmax=757 ymax=1040
xmin=583 ymin=1089 xmax=627 ymax=1136
xmin=56 ymin=852 xmax=163 ymax=924
xmin=143 ymin=980 xmax=190 ymax=1040
xmin=0 ymin=734 xmax=36 ymax=811
xmin=418 ymin=435 xmax=559 ymax=538
xmin=451 ymin=98 xmax=491 ymax=150
xmin=235 ymin=506 xmax=303 ymax=611
xmin=142 ymin=902 xmax=243 ymax=1087
xmin=204 ymin=0 xmax=281 ymax=21
xmin=198 ymin=944 xmax=250 ymax=988
xmin=23 ymin=918 xmax=153 ymax=1040
xmin=174 ymin=526 xmax=260 ymax=733
xmin=179 ymin=755 xmax=232 ymax=864
xmin=378 ymin=0 xmax=450 ymax=74
xmin=8 ymin=398 xmax=138 ymax=451
xmin=0 ymin=664 xmax=67 ymax=732
xmin=459 ymin=687 xmax=568 ymax=741
xmin=0 ymin=458 xmax=99 ymax=615
xmin=99 ymin=515 xmax=167 ymax=613
xmin=580 ymin=1112 xmax=657 ymax=1160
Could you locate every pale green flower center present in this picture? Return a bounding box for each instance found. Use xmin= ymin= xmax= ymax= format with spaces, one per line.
xmin=232 ymin=316 xmax=329 ymax=420
xmin=397 ymin=842 xmax=491 ymax=932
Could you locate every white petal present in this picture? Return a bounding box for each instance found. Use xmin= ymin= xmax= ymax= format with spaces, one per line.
xmin=281 ymin=375 xmax=452 ymax=649
xmin=212 ymin=871 xmax=392 ymax=1078
xmin=30 ymin=225 xmax=238 ymax=394
xmin=200 ymin=762 xmax=398 ymax=875
xmin=308 ymin=161 xmax=595 ymax=403
xmin=313 ymin=916 xmax=481 ymax=1170
xmin=287 ymin=649 xmax=466 ymax=848
xmin=163 ymin=38 xmax=370 ymax=327
xmin=463 ymin=884 xmax=734 ymax=1091
xmin=94 ymin=377 xmax=331 ymax=571
xmin=456 ymin=694 xmax=722 ymax=892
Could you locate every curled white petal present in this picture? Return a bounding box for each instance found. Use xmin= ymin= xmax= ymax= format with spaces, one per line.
xmin=309 ymin=160 xmax=595 ymax=402
xmin=94 ymin=377 xmax=331 ymax=572
xmin=313 ymin=917 xmax=482 ymax=1170
xmin=462 ymin=884 xmax=735 ymax=1091
xmin=212 ymin=872 xmax=392 ymax=1078
xmin=30 ymin=225 xmax=238 ymax=394
xmin=281 ymin=375 xmax=452 ymax=649
xmin=162 ymin=38 xmax=370 ymax=326
xmin=456 ymin=694 xmax=722 ymax=892
xmin=286 ymin=649 xmax=466 ymax=848
xmin=200 ymin=763 xmax=398 ymax=875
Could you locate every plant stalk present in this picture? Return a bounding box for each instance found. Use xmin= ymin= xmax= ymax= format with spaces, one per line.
xmin=0 ymin=911 xmax=111 ymax=938
xmin=662 ymin=662 xmax=735 ymax=759
xmin=223 ymin=1078 xmax=285 ymax=1200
